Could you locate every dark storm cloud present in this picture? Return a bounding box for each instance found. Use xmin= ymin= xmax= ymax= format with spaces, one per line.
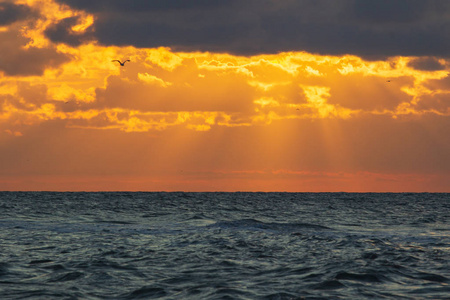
xmin=44 ymin=16 xmax=95 ymax=46
xmin=0 ymin=2 xmax=34 ymax=26
xmin=54 ymin=0 xmax=237 ymax=12
xmin=349 ymin=0 xmax=428 ymax=23
xmin=407 ymin=57 xmax=446 ymax=71
xmin=52 ymin=0 xmax=450 ymax=58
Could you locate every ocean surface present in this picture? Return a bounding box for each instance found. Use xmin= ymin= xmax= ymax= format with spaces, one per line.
xmin=0 ymin=192 xmax=449 ymax=299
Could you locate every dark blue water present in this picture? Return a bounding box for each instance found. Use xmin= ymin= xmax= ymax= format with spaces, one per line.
xmin=0 ymin=192 xmax=449 ymax=299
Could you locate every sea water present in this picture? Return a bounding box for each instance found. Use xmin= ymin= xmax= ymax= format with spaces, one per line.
xmin=0 ymin=192 xmax=449 ymax=299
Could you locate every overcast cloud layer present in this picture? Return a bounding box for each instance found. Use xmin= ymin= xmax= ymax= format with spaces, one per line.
xmin=51 ymin=0 xmax=450 ymax=59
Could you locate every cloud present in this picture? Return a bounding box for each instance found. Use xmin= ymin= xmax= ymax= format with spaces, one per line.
xmin=138 ymin=73 xmax=172 ymax=87
xmin=0 ymin=2 xmax=69 ymax=76
xmin=2 ymin=46 xmax=448 ymax=137
xmin=0 ymin=28 xmax=69 ymax=76
xmin=0 ymin=2 xmax=34 ymax=26
xmin=54 ymin=0 xmax=237 ymax=12
xmin=408 ymin=57 xmax=446 ymax=71
xmin=51 ymin=0 xmax=450 ymax=58
xmin=44 ymin=16 xmax=95 ymax=46
xmin=4 ymin=129 xmax=22 ymax=136
xmin=349 ymin=0 xmax=428 ymax=23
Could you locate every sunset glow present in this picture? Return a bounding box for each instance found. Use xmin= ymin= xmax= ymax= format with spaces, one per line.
xmin=1 ymin=0 xmax=449 ymax=191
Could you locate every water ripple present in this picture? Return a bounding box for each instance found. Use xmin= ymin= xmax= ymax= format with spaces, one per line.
xmin=0 ymin=192 xmax=449 ymax=299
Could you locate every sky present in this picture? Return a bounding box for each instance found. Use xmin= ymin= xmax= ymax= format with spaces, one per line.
xmin=1 ymin=0 xmax=449 ymax=192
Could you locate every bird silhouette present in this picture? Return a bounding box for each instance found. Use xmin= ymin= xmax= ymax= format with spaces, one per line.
xmin=112 ymin=60 xmax=130 ymax=66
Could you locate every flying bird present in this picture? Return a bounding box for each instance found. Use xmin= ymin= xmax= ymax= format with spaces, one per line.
xmin=386 ymin=80 xmax=391 ymax=82
xmin=112 ymin=59 xmax=130 ymax=66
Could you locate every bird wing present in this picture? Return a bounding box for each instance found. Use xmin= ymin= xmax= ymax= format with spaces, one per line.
xmin=112 ymin=60 xmax=121 ymax=63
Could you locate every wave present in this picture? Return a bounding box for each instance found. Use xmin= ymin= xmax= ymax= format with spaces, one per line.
xmin=207 ymin=218 xmax=332 ymax=233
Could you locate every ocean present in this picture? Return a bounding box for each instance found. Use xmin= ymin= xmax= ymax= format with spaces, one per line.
xmin=0 ymin=192 xmax=449 ymax=299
